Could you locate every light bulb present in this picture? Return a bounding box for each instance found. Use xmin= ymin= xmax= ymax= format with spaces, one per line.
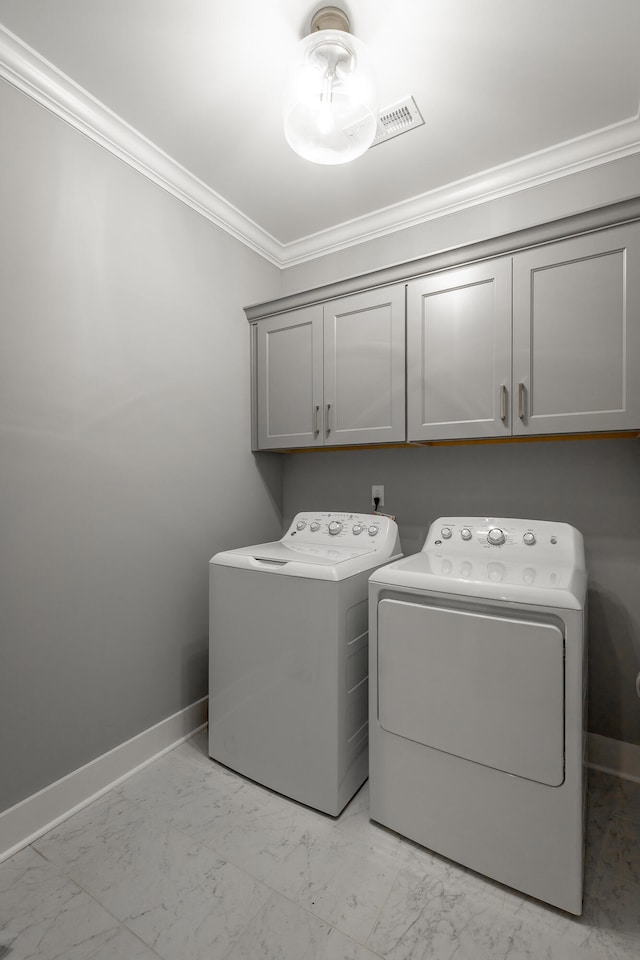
xmin=283 ymin=27 xmax=378 ymax=165
xmin=317 ymin=99 xmax=334 ymax=135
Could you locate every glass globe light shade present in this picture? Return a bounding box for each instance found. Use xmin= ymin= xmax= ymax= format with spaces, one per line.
xmin=283 ymin=28 xmax=378 ymax=165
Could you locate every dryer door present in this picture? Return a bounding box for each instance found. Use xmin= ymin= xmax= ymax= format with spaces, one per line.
xmin=377 ymin=599 xmax=565 ymax=786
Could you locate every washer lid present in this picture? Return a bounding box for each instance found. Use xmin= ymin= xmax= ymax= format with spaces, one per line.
xmin=223 ymin=540 xmax=373 ymax=565
xmin=211 ymin=539 xmax=392 ymax=581
xmin=369 ymin=550 xmax=586 ymax=609
xmin=211 ymin=511 xmax=403 ymax=581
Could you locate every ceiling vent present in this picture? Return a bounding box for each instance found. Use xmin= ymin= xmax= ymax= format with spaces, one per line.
xmin=371 ymin=96 xmax=424 ymax=147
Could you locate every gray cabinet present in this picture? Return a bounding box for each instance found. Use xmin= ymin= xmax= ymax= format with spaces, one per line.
xmin=254 ymin=285 xmax=405 ymax=450
xmin=407 ymin=260 xmax=512 ymax=441
xmin=407 ymin=223 xmax=640 ymax=441
xmin=255 ymin=305 xmax=324 ymax=450
xmin=512 ymin=224 xmax=640 ymax=435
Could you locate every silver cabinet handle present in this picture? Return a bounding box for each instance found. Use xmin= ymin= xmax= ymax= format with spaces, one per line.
xmin=518 ymin=382 xmax=525 ymax=420
xmin=313 ymin=404 xmax=320 ymax=435
xmin=499 ymin=384 xmax=507 ymax=422
xmin=326 ymin=403 xmax=331 ymax=435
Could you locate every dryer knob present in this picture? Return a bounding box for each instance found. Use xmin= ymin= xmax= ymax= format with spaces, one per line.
xmin=310 ymin=521 xmax=320 ymax=532
xmin=441 ymin=527 xmax=452 ymax=539
xmin=460 ymin=528 xmax=472 ymax=541
xmin=296 ymin=520 xmax=307 ymax=530
xmin=523 ymin=532 xmax=536 ymax=546
xmin=328 ymin=520 xmax=343 ymax=536
xmin=352 ymin=523 xmax=364 ymax=534
xmin=368 ymin=526 xmax=379 ymax=537
xmin=487 ymin=527 xmax=505 ymax=545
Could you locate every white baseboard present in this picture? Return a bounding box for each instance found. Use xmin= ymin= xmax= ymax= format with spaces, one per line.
xmin=0 ymin=697 xmax=208 ymax=863
xmin=587 ymin=732 xmax=640 ymax=783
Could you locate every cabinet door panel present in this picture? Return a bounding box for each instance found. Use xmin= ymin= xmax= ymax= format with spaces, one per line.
xmin=323 ymin=286 xmax=405 ymax=445
xmin=407 ymin=260 xmax=512 ymax=440
xmin=256 ymin=306 xmax=323 ymax=449
xmin=513 ymin=224 xmax=640 ymax=435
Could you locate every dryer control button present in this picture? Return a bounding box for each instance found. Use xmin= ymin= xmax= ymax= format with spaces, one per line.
xmin=328 ymin=521 xmax=343 ymax=536
xmin=460 ymin=528 xmax=472 ymax=541
xmin=296 ymin=520 xmax=307 ymax=530
xmin=441 ymin=527 xmax=452 ymax=539
xmin=487 ymin=527 xmax=505 ymax=545
xmin=368 ymin=525 xmax=379 ymax=537
xmin=352 ymin=523 xmax=364 ymax=534
xmin=523 ymin=532 xmax=536 ymax=546
xmin=310 ymin=521 xmax=320 ymax=532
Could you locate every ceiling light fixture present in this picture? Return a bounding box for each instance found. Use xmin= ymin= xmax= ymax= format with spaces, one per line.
xmin=283 ymin=6 xmax=378 ymax=165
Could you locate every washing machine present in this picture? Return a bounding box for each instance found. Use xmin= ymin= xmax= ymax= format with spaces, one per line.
xmin=209 ymin=511 xmax=401 ymax=816
xmin=369 ymin=516 xmax=587 ymax=915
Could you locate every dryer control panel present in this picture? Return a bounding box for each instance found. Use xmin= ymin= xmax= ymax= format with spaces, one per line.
xmin=420 ymin=516 xmax=586 ymax=593
xmin=286 ymin=511 xmax=400 ymax=555
xmin=425 ymin=516 xmax=585 ymax=565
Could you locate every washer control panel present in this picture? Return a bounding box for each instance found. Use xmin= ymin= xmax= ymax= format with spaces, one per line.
xmin=286 ymin=511 xmax=396 ymax=552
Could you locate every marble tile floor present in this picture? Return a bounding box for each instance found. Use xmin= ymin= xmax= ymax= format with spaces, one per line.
xmin=1 ymin=729 xmax=639 ymax=960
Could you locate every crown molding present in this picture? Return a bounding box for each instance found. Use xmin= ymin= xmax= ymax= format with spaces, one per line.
xmin=2 ymin=22 xmax=639 ymax=270
xmin=0 ymin=25 xmax=283 ymax=266
xmin=280 ymin=112 xmax=640 ymax=266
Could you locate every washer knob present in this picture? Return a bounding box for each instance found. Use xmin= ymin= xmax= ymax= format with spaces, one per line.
xmin=441 ymin=527 xmax=452 ymax=539
xmin=352 ymin=523 xmax=363 ymax=535
xmin=368 ymin=525 xmax=379 ymax=537
xmin=523 ymin=532 xmax=536 ymax=546
xmin=328 ymin=520 xmax=343 ymax=536
xmin=487 ymin=527 xmax=505 ymax=545
xmin=296 ymin=520 xmax=306 ymax=530
xmin=310 ymin=521 xmax=320 ymax=532
xmin=460 ymin=528 xmax=472 ymax=541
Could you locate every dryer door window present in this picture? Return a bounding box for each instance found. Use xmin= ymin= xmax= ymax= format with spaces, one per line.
xmin=377 ymin=599 xmax=565 ymax=786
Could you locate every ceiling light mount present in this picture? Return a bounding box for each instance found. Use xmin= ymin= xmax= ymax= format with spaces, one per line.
xmin=310 ymin=6 xmax=350 ymax=34
xmin=283 ymin=6 xmax=378 ymax=166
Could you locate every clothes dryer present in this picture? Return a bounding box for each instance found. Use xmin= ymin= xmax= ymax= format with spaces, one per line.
xmin=209 ymin=511 xmax=401 ymax=816
xmin=369 ymin=516 xmax=587 ymax=914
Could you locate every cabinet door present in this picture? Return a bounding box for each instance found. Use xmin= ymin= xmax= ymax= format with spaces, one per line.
xmin=407 ymin=260 xmax=512 ymax=441
xmin=512 ymin=224 xmax=640 ymax=435
xmin=255 ymin=306 xmax=324 ymax=449
xmin=323 ymin=285 xmax=406 ymax=445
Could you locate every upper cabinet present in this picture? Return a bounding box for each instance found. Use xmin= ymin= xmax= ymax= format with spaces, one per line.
xmin=253 ymin=285 xmax=405 ymax=450
xmin=255 ymin=304 xmax=324 ymax=449
xmin=251 ymin=213 xmax=640 ymax=450
xmin=407 ymin=260 xmax=512 ymax=441
xmin=407 ymin=222 xmax=640 ymax=441
xmin=512 ymin=224 xmax=640 ymax=436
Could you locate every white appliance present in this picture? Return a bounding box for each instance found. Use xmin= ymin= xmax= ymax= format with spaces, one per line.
xmin=368 ymin=516 xmax=587 ymax=915
xmin=209 ymin=511 xmax=402 ymax=816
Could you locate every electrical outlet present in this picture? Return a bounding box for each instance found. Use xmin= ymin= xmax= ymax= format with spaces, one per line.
xmin=371 ymin=485 xmax=384 ymax=508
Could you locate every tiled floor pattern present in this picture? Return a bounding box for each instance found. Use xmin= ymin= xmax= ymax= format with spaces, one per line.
xmin=1 ymin=730 xmax=639 ymax=959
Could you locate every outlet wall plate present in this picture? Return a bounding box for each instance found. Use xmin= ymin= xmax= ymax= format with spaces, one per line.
xmin=371 ymin=485 xmax=384 ymax=507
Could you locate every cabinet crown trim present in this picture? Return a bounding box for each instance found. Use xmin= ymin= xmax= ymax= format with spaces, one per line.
xmin=245 ymin=197 xmax=640 ymax=322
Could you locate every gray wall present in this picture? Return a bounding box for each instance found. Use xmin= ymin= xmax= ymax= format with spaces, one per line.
xmin=0 ymin=81 xmax=283 ymax=812
xmin=282 ymin=440 xmax=640 ymax=746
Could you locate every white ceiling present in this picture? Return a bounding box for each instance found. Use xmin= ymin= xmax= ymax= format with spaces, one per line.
xmin=1 ymin=0 xmax=640 ymax=263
